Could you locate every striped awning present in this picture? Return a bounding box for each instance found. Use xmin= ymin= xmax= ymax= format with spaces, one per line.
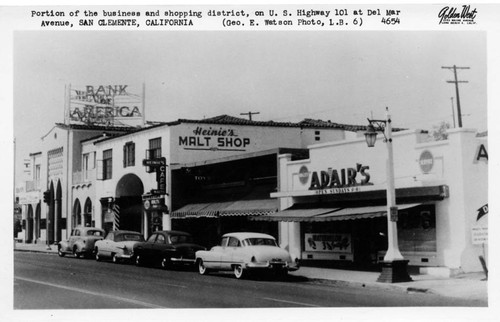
xmin=171 ymin=199 xmax=278 ymax=219
xmin=251 ymin=204 xmax=420 ymax=222
xmin=219 ymin=199 xmax=278 ymax=217
xmin=171 ymin=202 xmax=234 ymax=219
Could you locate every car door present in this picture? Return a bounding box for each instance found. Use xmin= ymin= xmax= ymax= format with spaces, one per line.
xmin=151 ymin=233 xmax=168 ymax=263
xmin=220 ymin=236 xmax=240 ymax=270
xmin=138 ymin=233 xmax=157 ymax=260
xmin=101 ymin=232 xmax=114 ymax=257
xmin=68 ymin=228 xmax=81 ymax=250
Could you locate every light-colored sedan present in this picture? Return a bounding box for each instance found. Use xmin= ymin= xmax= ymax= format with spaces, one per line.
xmin=58 ymin=226 xmax=105 ymax=258
xmin=94 ymin=230 xmax=145 ymax=263
xmin=195 ymin=232 xmax=299 ymax=279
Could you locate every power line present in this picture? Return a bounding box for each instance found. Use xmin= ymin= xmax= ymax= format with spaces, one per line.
xmin=442 ymin=65 xmax=470 ymax=128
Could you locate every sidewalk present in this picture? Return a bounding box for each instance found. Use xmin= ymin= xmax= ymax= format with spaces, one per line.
xmin=14 ymin=241 xmax=487 ymax=304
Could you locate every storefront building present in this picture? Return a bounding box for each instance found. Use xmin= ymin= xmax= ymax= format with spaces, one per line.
xmin=90 ymin=115 xmax=365 ymax=239
xmin=258 ymin=128 xmax=487 ymax=274
xmin=17 ymin=124 xmax=132 ymax=244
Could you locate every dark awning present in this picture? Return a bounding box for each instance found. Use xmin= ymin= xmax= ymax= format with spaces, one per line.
xmin=251 ymin=203 xmax=420 ymax=222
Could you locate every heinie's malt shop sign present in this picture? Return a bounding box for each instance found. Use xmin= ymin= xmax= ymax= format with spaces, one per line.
xmin=178 ymin=126 xmax=252 ymax=152
xmin=67 ymin=84 xmax=144 ymax=126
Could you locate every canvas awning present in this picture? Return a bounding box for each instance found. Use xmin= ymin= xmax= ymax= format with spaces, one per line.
xmin=219 ymin=199 xmax=278 ymax=217
xmin=251 ymin=203 xmax=420 ymax=222
xmin=171 ymin=199 xmax=278 ymax=219
xmin=171 ymin=201 xmax=234 ymax=219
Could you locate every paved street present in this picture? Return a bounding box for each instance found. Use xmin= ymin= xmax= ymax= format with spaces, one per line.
xmin=14 ymin=252 xmax=484 ymax=309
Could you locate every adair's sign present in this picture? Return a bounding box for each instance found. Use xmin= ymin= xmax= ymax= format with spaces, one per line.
xmin=67 ymin=84 xmax=143 ymax=126
xmin=309 ymin=163 xmax=371 ymax=190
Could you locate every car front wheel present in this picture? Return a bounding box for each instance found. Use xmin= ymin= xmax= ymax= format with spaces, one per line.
xmin=57 ymin=246 xmax=65 ymax=257
xmin=198 ymin=260 xmax=209 ymax=275
xmin=234 ymin=265 xmax=246 ymax=279
xmin=73 ymin=247 xmax=81 ymax=259
xmin=135 ymin=255 xmax=142 ymax=266
xmin=161 ymin=257 xmax=171 ymax=270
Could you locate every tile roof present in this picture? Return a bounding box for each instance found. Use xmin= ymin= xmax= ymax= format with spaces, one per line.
xmin=178 ymin=114 xmax=370 ymax=131
xmin=55 ymin=123 xmax=136 ymax=132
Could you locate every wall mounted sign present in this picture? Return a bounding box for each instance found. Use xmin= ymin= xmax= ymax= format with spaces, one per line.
xmin=178 ymin=126 xmax=251 ymax=152
xmin=298 ymin=166 xmax=310 ymax=185
xmin=309 ymin=163 xmax=370 ymax=190
xmin=419 ymin=150 xmax=434 ymax=174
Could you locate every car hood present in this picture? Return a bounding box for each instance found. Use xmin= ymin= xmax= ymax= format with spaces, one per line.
xmin=249 ymin=246 xmax=293 ymax=262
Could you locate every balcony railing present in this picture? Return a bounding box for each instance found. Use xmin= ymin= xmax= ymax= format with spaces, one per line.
xmin=72 ymin=168 xmax=96 ymax=185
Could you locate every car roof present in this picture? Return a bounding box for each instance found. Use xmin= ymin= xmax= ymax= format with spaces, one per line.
xmin=154 ymin=230 xmax=192 ymax=236
xmin=75 ymin=226 xmax=104 ymax=232
xmin=112 ymin=230 xmax=142 ymax=235
xmin=222 ymin=232 xmax=275 ymax=240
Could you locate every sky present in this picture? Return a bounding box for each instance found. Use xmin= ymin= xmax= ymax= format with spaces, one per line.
xmin=12 ymin=30 xmax=487 ymax=169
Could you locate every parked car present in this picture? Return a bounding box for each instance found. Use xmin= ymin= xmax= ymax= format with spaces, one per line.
xmin=94 ymin=230 xmax=145 ymax=263
xmin=58 ymin=226 xmax=105 ymax=258
xmin=195 ymin=232 xmax=300 ymax=279
xmin=133 ymin=230 xmax=205 ymax=269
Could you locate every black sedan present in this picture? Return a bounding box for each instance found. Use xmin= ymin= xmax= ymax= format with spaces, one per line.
xmin=133 ymin=230 xmax=205 ymax=269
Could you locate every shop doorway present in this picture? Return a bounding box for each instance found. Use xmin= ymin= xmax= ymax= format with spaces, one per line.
xmin=115 ymin=174 xmax=144 ymax=233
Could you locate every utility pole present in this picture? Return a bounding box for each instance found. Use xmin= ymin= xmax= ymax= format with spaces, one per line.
xmin=442 ymin=65 xmax=469 ymax=128
xmin=450 ymin=97 xmax=456 ymax=128
xmin=240 ymin=111 xmax=260 ymax=121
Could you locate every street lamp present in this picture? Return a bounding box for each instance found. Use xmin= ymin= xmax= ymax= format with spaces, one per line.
xmin=364 ymin=107 xmax=412 ymax=283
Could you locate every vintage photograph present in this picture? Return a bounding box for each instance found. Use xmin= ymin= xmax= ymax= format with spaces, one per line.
xmin=4 ymin=2 xmax=495 ymax=321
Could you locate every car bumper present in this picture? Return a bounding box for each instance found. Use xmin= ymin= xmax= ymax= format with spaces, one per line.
xmin=245 ymin=261 xmax=299 ymax=272
xmin=170 ymin=257 xmax=196 ymax=264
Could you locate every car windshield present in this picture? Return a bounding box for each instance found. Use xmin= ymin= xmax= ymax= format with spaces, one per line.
xmin=86 ymin=230 xmax=103 ymax=236
xmin=116 ymin=234 xmax=144 ymax=242
xmin=242 ymin=238 xmax=278 ymax=247
xmin=169 ymin=235 xmax=193 ymax=244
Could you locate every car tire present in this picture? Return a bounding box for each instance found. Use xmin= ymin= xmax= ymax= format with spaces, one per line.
xmin=73 ymin=246 xmax=81 ymax=259
xmin=234 ymin=265 xmax=246 ymax=279
xmin=57 ymin=246 xmax=65 ymax=257
xmin=161 ymin=257 xmax=171 ymax=270
xmin=198 ymin=260 xmax=209 ymax=275
xmin=95 ymin=248 xmax=101 ymax=261
xmin=112 ymin=253 xmax=119 ymax=264
xmin=135 ymin=255 xmax=142 ymax=266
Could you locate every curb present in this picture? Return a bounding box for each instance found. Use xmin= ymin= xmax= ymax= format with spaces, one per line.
xmin=303 ymin=276 xmax=426 ymax=295
xmin=14 ymin=248 xmax=57 ymax=255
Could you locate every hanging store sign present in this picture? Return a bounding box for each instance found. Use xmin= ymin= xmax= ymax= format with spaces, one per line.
xmin=178 ymin=126 xmax=251 ymax=152
xmin=67 ymin=84 xmax=143 ymax=126
xmin=304 ymin=233 xmax=352 ymax=254
xmin=142 ymin=157 xmax=167 ymax=195
xmin=143 ymin=195 xmax=168 ymax=212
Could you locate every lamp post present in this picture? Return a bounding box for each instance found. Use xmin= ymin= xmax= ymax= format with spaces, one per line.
xmin=364 ymin=107 xmax=412 ymax=283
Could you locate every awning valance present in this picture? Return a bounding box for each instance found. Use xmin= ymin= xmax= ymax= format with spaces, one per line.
xmin=171 ymin=201 xmax=234 ymax=219
xmin=171 ymin=199 xmax=278 ymax=219
xmin=251 ymin=203 xmax=421 ymax=222
xmin=219 ymin=199 xmax=277 ymax=217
